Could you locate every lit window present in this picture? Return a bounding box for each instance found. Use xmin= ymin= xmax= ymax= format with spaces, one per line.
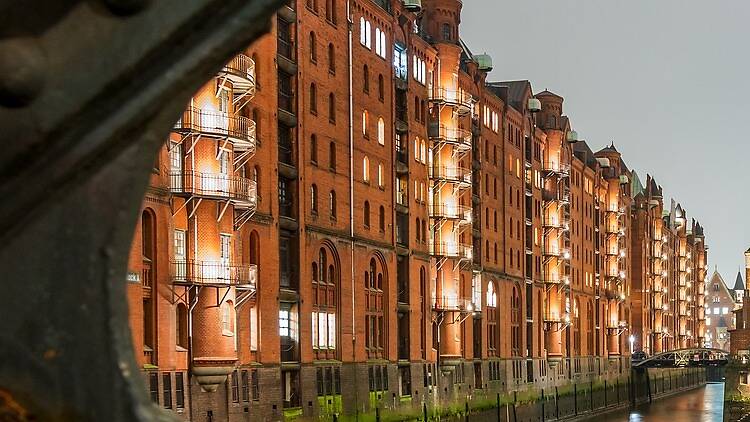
xmin=377 ymin=163 xmax=384 ymax=187
xmin=706 ymin=317 xmax=711 ymax=326
xmin=723 ymin=307 xmax=729 ymax=315
xmin=363 ymin=156 xmax=370 ymax=182
xmin=486 ymin=282 xmax=497 ymax=307
xmin=377 ymin=118 xmax=385 ymax=145
xmin=365 ymin=21 xmax=372 ymax=48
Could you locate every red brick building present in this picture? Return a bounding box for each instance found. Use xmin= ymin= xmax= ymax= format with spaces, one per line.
xmin=126 ymin=1 xmax=710 ymax=420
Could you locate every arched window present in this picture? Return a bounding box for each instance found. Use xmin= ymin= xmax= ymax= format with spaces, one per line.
xmin=176 ymin=303 xmax=188 ymax=349
xmin=313 ymin=245 xmax=338 ymax=358
xmin=378 ymin=74 xmax=384 ymax=101
xmin=311 ymin=184 xmax=318 ymax=213
xmin=365 ymin=20 xmax=372 ymax=48
xmin=363 ymin=156 xmax=370 ymax=182
xmin=377 ymin=117 xmax=385 ymax=145
xmin=421 ymin=220 xmax=427 ymax=243
xmin=141 ymin=210 xmax=156 ymax=359
xmin=328 ymin=93 xmax=335 ymax=122
xmin=253 ymin=165 xmax=261 ymax=200
xmin=378 ymin=206 xmax=385 ymax=232
xmin=328 ymin=43 xmax=335 ymax=73
xmin=359 ymin=17 xmax=367 ymax=45
xmin=249 ymin=230 xmax=260 ymax=267
xmin=251 ymin=53 xmax=260 ymax=89
xmin=487 ymin=281 xmax=498 ymax=356
xmin=365 ymin=256 xmax=386 ymax=358
xmin=329 ymin=142 xmax=336 ymax=170
xmin=416 ymin=218 xmax=421 ymax=242
xmin=310 ymin=83 xmax=317 ymax=114
xmin=222 ymin=300 xmax=235 ymax=335
xmin=252 ymin=108 xmax=261 ymax=146
xmin=511 ymin=286 xmax=521 ymax=356
xmin=442 ymin=23 xmax=451 ymax=41
xmin=310 ymin=31 xmax=317 ymax=62
xmin=363 ymin=65 xmax=370 ymax=93
xmin=362 ymin=110 xmax=369 ymax=137
xmin=363 ymin=201 xmax=370 ymax=228
xmin=310 ymin=134 xmax=318 ymax=164
xmin=329 ymin=190 xmax=337 ymax=218
xmin=377 ymin=163 xmax=384 ymax=187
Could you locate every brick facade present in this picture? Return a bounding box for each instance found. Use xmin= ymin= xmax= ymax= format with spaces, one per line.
xmin=126 ymin=1 xmax=710 ymax=420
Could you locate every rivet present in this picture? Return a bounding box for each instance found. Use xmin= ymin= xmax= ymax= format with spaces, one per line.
xmin=102 ymin=0 xmax=150 ymax=16
xmin=0 ymin=38 xmax=45 ymax=108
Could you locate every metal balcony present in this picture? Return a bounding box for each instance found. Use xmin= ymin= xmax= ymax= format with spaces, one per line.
xmin=217 ymin=54 xmax=256 ymax=105
xmin=173 ymin=107 xmax=256 ymax=153
xmin=170 ymin=170 xmax=257 ymax=208
xmin=428 ymin=166 xmax=472 ymax=188
xmin=171 ymin=260 xmax=257 ymax=289
xmin=427 ymin=124 xmax=472 ymax=152
xmin=431 ymin=295 xmax=474 ymax=312
xmin=429 ymin=241 xmax=472 ymax=260
xmin=427 ymin=87 xmax=473 ymax=115
xmin=429 ymin=203 xmax=472 ymax=222
xmin=541 ymin=162 xmax=571 ymax=177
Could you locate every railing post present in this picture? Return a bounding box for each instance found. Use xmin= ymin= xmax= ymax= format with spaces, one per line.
xmin=590 ymin=380 xmax=594 ymax=412
xmin=540 ymin=388 xmax=545 ymax=422
xmin=423 ymin=403 xmax=428 ymax=421
xmin=574 ymin=383 xmax=577 ymax=415
xmin=555 ymin=386 xmax=559 ymax=419
xmin=604 ymin=380 xmax=607 ymax=407
xmin=375 ymin=407 xmax=380 ymax=422
xmin=616 ymin=378 xmax=620 ymax=404
xmin=496 ymin=393 xmax=501 ymax=422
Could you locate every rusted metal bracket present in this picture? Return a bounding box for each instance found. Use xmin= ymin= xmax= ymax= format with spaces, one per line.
xmin=0 ymin=0 xmax=284 ymax=420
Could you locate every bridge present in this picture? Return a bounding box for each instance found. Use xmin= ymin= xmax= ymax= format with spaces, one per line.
xmin=632 ymin=348 xmax=729 ymax=369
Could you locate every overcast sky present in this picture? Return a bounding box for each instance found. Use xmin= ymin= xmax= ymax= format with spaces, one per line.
xmin=460 ymin=0 xmax=750 ymax=284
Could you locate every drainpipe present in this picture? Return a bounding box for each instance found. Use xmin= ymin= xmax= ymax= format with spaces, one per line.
xmin=346 ymin=0 xmax=358 ymax=413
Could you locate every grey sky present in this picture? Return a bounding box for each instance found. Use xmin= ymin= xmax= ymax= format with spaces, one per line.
xmin=460 ymin=0 xmax=750 ymax=283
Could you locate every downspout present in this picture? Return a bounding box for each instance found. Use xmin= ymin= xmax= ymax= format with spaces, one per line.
xmin=346 ymin=0 xmax=358 ymax=413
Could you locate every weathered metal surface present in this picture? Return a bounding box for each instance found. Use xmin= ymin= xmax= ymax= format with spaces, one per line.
xmin=0 ymin=0 xmax=284 ymax=420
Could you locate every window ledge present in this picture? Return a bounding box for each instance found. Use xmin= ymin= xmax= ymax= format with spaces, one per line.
xmin=222 ymin=329 xmax=235 ymax=337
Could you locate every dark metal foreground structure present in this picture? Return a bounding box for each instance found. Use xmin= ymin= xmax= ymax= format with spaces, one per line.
xmin=0 ymin=1 xmax=284 ymax=420
xmin=632 ymin=348 xmax=729 ymax=369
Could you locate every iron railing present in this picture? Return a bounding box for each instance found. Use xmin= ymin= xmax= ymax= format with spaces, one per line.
xmin=173 ymin=107 xmax=256 ymax=148
xmin=171 ymin=260 xmax=257 ymax=288
xmin=220 ymin=53 xmax=255 ymax=85
xmin=428 ymin=87 xmax=473 ymax=111
xmin=428 ymin=203 xmax=471 ymax=221
xmin=427 ymin=124 xmax=472 ymax=149
xmin=431 ymin=295 xmax=473 ymax=312
xmin=170 ymin=170 xmax=257 ymax=204
xmin=429 ymin=242 xmax=472 ymax=260
xmin=428 ymin=166 xmax=471 ymax=185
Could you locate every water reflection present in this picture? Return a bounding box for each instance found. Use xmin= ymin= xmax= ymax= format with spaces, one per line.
xmin=605 ymin=383 xmax=724 ymax=422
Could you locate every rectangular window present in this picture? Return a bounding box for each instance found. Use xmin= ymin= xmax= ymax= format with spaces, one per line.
xmin=251 ymin=370 xmax=260 ymax=401
xmin=149 ymin=373 xmax=159 ymax=404
xmin=163 ymin=373 xmax=173 ymax=409
xmin=175 ymin=373 xmax=184 ymax=409
xmin=241 ymin=370 xmax=250 ymax=402
xmin=231 ymin=371 xmax=239 ymax=403
xmin=173 ymin=229 xmax=186 ymax=259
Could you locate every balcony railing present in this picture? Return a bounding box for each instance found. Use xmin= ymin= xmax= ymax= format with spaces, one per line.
xmin=429 ymin=204 xmax=471 ymax=222
xmin=428 ymin=166 xmax=471 ymax=186
xmin=431 ymin=295 xmax=474 ymax=312
xmin=427 ymin=87 xmax=473 ymax=113
xmin=427 ymin=125 xmax=472 ymax=150
xmin=542 ymin=162 xmax=571 ymax=177
xmin=171 ymin=260 xmax=257 ymax=289
xmin=173 ymin=107 xmax=256 ymax=152
xmin=429 ymin=242 xmax=472 ymax=260
xmin=219 ymin=54 xmax=256 ymax=94
xmin=170 ymin=171 xmax=257 ymax=206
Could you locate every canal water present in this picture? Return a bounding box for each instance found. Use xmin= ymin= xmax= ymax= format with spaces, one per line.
xmin=599 ymin=382 xmax=724 ymax=421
